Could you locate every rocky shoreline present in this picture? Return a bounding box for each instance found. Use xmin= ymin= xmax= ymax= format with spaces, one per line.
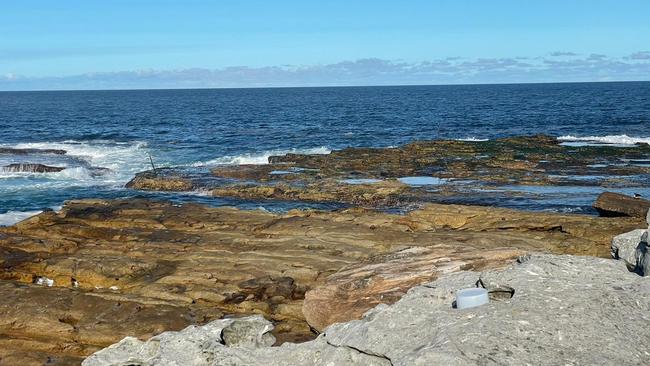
xmin=0 ymin=134 xmax=649 ymax=365
xmin=84 ymin=253 xmax=650 ymax=366
xmin=0 ymin=198 xmax=645 ymax=365
xmin=127 ymin=135 xmax=650 ymax=211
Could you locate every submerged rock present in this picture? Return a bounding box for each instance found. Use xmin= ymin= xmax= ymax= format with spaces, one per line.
xmin=0 ymin=147 xmax=67 ymax=155
xmin=84 ymin=254 xmax=650 ymax=365
xmin=594 ymin=192 xmax=650 ymax=217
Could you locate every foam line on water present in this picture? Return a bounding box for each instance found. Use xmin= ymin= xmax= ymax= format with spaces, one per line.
xmin=455 ymin=137 xmax=489 ymax=142
xmin=557 ymin=135 xmax=650 ymax=145
xmin=192 ymin=146 xmax=331 ymax=167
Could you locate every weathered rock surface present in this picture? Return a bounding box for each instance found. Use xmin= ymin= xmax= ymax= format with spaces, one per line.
xmin=85 ymin=254 xmax=650 ymax=365
xmin=82 ymin=316 xmax=276 ymax=366
xmin=594 ymin=191 xmax=650 ymax=218
xmin=125 ymin=169 xmax=194 ymax=191
xmin=303 ymin=245 xmax=524 ymax=331
xmin=0 ymin=199 xmax=642 ymax=364
xmin=1 ymin=163 xmax=66 ymax=173
xmin=611 ymin=209 xmax=650 ymax=275
xmin=125 ymin=135 xmax=650 ymax=210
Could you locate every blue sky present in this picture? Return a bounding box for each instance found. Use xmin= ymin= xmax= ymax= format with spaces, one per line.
xmin=1 ymin=0 xmax=650 ymax=89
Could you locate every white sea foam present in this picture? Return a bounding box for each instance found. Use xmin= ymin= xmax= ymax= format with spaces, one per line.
xmin=558 ymin=135 xmax=650 ymax=146
xmin=455 ymin=137 xmax=489 ymax=142
xmin=0 ymin=210 xmax=43 ymax=226
xmin=192 ymin=146 xmax=331 ymax=167
xmin=0 ymin=140 xmax=150 ymax=187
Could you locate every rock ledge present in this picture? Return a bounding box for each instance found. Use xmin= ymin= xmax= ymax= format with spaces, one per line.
xmin=84 ymin=253 xmax=650 ymax=366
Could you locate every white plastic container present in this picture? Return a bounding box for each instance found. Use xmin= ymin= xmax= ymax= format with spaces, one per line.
xmin=456 ymin=287 xmax=489 ymax=309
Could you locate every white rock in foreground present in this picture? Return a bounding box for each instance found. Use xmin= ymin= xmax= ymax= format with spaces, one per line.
xmin=84 ymin=254 xmax=650 ymax=366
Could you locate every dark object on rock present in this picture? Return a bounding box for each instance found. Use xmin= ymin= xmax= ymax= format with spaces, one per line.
xmin=594 ymin=192 xmax=650 ymax=218
xmin=1 ymin=163 xmax=66 ymax=173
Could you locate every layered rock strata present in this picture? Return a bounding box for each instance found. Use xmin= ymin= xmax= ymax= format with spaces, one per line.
xmin=0 ymin=199 xmax=642 ymax=364
xmin=85 ymin=254 xmax=650 ymax=366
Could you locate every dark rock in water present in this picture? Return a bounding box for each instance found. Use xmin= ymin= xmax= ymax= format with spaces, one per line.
xmin=1 ymin=163 xmax=66 ymax=173
xmin=593 ymin=192 xmax=650 ymax=218
xmin=126 ymin=170 xmax=194 ymax=191
xmin=0 ymin=147 xmax=66 ymax=155
xmin=88 ymin=166 xmax=112 ymax=177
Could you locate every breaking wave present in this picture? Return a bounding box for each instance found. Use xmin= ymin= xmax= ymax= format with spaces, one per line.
xmin=455 ymin=137 xmax=489 ymax=142
xmin=558 ymin=135 xmax=650 ymax=146
xmin=192 ymin=146 xmax=331 ymax=167
xmin=0 ymin=140 xmax=150 ymax=185
xmin=0 ymin=210 xmax=43 ymax=226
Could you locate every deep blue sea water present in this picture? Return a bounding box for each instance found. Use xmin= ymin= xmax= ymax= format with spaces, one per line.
xmin=1 ymin=82 xmax=649 ymax=224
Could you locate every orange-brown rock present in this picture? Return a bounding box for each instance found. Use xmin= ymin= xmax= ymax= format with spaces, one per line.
xmin=303 ymin=245 xmax=524 ymax=331
xmin=0 ymin=199 xmax=643 ymax=364
xmin=125 ymin=170 xmax=194 ymax=191
xmin=593 ymin=191 xmax=650 ymax=218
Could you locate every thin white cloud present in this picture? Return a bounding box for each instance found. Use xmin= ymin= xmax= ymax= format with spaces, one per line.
xmin=2 ymin=52 xmax=650 ymax=90
xmin=549 ymin=51 xmax=579 ymax=57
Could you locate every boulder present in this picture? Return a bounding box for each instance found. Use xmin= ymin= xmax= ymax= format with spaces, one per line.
xmin=84 ymin=254 xmax=650 ymax=365
xmin=593 ymin=192 xmax=650 ymax=218
xmin=611 ymin=209 xmax=650 ymax=275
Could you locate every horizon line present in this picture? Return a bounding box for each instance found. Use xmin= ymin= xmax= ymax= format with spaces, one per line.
xmin=1 ymin=79 xmax=648 ymax=93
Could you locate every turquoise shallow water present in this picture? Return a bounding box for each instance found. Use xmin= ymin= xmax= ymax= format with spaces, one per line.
xmin=0 ymin=82 xmax=649 ymax=223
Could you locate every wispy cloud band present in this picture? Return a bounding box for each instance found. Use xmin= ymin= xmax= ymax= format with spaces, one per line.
xmin=2 ymin=52 xmax=650 ymax=90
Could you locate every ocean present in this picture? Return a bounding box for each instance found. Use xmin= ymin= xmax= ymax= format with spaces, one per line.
xmin=1 ymin=82 xmax=649 ymax=224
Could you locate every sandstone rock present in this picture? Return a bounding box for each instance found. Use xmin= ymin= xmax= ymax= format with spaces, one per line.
xmin=125 ymin=135 xmax=650 ymax=210
xmin=303 ymin=245 xmax=524 ymax=331
xmin=594 ymin=192 xmax=650 ymax=217
xmin=85 ymin=254 xmax=650 ymax=365
xmin=126 ymin=170 xmax=194 ymax=191
xmin=0 ymin=199 xmax=642 ymax=363
xmin=319 ymin=253 xmax=650 ymax=365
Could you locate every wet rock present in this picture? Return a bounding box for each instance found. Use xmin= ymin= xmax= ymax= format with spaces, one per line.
xmin=0 ymin=147 xmax=67 ymax=155
xmin=594 ymin=192 xmax=650 ymax=217
xmin=126 ymin=170 xmax=194 ymax=191
xmin=1 ymin=163 xmax=66 ymax=173
xmin=85 ymin=254 xmax=650 ymax=365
